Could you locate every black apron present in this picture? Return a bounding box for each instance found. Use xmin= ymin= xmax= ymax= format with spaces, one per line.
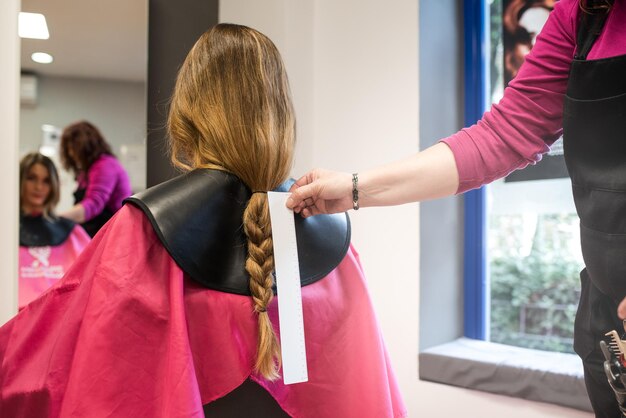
xmin=74 ymin=186 xmax=114 ymax=238
xmin=563 ymin=11 xmax=626 ymax=418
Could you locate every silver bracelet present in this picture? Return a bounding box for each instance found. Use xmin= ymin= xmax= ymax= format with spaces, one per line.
xmin=352 ymin=173 xmax=359 ymax=211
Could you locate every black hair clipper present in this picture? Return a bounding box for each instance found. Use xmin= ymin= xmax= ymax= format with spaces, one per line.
xmin=601 ymin=330 xmax=626 ymax=416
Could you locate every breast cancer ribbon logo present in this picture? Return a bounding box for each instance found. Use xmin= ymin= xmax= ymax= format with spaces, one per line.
xmin=28 ymin=246 xmax=52 ymax=267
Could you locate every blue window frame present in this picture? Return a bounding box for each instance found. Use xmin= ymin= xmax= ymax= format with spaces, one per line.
xmin=462 ymin=0 xmax=490 ymax=341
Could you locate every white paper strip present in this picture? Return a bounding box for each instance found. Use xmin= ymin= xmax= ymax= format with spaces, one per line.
xmin=267 ymin=191 xmax=308 ymax=385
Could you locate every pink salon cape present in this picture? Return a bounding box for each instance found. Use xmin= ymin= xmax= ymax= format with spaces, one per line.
xmin=18 ymin=225 xmax=91 ymax=310
xmin=0 ymin=204 xmax=407 ymax=418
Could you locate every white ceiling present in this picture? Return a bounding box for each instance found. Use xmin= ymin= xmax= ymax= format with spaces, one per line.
xmin=20 ymin=0 xmax=148 ymax=82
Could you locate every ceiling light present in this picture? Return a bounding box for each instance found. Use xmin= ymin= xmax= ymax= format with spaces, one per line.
xmin=31 ymin=52 xmax=53 ymax=64
xmin=19 ymin=12 xmax=50 ymax=39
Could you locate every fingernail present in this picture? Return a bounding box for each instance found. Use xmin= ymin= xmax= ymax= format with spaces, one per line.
xmin=286 ymin=197 xmax=293 ymax=207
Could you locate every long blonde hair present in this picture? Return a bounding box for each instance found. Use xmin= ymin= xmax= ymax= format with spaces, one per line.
xmin=167 ymin=23 xmax=295 ymax=380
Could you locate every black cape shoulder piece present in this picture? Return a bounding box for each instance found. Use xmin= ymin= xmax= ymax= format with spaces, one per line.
xmin=20 ymin=215 xmax=76 ymax=247
xmin=124 ymin=169 xmax=351 ymax=296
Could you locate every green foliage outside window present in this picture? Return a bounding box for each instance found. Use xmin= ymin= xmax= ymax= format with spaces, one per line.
xmin=489 ymin=213 xmax=583 ymax=353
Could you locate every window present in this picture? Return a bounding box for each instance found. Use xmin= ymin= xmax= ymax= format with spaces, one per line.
xmin=465 ymin=0 xmax=584 ymax=354
xmin=419 ymin=0 xmax=591 ymax=412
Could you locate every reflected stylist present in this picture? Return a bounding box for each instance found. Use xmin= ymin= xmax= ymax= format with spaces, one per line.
xmin=59 ymin=121 xmax=132 ymax=237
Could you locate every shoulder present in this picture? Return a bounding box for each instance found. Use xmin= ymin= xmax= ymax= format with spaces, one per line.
xmin=56 ymin=216 xmax=77 ymax=233
xmin=87 ymin=204 xmax=161 ymax=254
xmin=552 ymin=0 xmax=581 ymax=35
xmin=87 ymin=154 xmax=126 ymax=180
xmin=553 ymin=0 xmax=580 ymax=17
xmin=125 ymin=170 xmax=351 ymax=294
xmin=20 ymin=215 xmax=76 ymax=246
xmin=90 ymin=154 xmax=121 ymax=171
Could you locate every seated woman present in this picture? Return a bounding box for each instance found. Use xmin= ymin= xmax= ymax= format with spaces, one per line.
xmin=0 ymin=24 xmax=406 ymax=418
xmin=18 ymin=152 xmax=90 ymax=310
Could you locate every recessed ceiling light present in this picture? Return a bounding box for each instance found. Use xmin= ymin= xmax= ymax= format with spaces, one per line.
xmin=19 ymin=12 xmax=50 ymax=40
xmin=31 ymin=52 xmax=53 ymax=64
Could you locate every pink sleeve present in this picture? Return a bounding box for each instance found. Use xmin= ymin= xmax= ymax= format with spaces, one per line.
xmin=442 ymin=0 xmax=579 ymax=193
xmin=81 ymin=157 xmax=116 ymax=220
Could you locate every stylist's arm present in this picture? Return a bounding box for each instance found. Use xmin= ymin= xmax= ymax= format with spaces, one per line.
xmin=286 ymin=142 xmax=459 ymax=217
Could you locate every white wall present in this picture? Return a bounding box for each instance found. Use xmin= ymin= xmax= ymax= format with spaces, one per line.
xmin=220 ymin=1 xmax=592 ymax=417
xmin=0 ymin=0 xmax=20 ymax=323
xmin=20 ymin=75 xmax=146 ymax=211
xmin=220 ymin=0 xmax=315 ymax=177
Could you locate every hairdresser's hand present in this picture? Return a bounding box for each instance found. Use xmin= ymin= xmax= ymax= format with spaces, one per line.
xmin=286 ymin=169 xmax=353 ymax=217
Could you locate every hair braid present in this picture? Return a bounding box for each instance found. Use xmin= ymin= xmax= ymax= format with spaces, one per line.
xmin=243 ymin=193 xmax=281 ymax=380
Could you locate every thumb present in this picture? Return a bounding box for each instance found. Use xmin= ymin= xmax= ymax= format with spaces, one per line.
xmin=287 ymin=182 xmax=317 ymax=208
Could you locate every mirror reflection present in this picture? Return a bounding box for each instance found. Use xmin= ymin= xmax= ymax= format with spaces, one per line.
xmin=18 ymin=0 xmax=147 ymax=308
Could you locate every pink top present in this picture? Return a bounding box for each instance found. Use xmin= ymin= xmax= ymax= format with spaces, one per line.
xmin=1 ymin=205 xmax=407 ymax=418
xmin=18 ymin=225 xmax=91 ymax=309
xmin=78 ymin=154 xmax=132 ymax=220
xmin=443 ymin=0 xmax=626 ymax=193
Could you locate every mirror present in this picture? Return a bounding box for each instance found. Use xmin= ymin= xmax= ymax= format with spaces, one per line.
xmin=20 ymin=0 xmax=148 ymax=205
xmin=18 ymin=0 xmax=147 ymax=308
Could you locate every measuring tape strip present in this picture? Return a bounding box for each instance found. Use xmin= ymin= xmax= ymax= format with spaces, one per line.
xmin=267 ymin=191 xmax=308 ymax=385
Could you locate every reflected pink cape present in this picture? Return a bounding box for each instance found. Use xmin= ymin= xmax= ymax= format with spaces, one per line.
xmin=19 ymin=226 xmax=91 ymax=309
xmin=0 ymin=205 xmax=406 ymax=418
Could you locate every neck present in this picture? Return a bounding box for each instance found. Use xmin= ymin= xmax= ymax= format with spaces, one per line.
xmin=22 ymin=205 xmax=45 ymax=216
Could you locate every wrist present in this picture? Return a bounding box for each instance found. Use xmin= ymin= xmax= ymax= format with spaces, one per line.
xmin=356 ymin=170 xmax=390 ymax=208
xmin=350 ymin=171 xmax=375 ymax=209
xmin=351 ymin=173 xmax=360 ymax=210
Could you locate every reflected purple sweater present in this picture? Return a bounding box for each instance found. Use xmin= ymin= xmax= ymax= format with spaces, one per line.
xmin=78 ymin=154 xmax=132 ymax=221
xmin=442 ymin=0 xmax=626 ymax=193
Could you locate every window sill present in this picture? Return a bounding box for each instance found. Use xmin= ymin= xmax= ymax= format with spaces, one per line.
xmin=419 ymin=337 xmax=592 ymax=412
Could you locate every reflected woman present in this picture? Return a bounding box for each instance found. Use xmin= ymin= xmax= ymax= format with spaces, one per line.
xmin=19 ymin=152 xmax=90 ymax=309
xmin=59 ymin=121 xmax=132 ymax=237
